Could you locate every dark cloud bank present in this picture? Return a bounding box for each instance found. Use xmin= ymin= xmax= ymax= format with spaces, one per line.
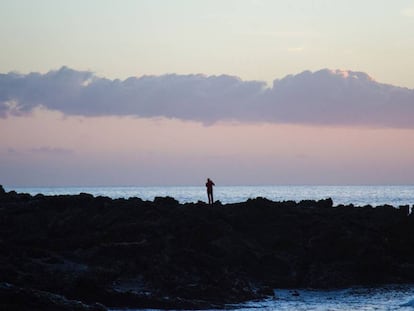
xmin=1 ymin=66 xmax=413 ymax=127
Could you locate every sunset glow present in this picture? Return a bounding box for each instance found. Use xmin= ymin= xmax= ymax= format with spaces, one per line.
xmin=1 ymin=0 xmax=413 ymax=186
xmin=1 ymin=108 xmax=413 ymax=186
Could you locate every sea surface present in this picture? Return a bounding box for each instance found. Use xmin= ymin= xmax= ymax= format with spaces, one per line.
xmin=6 ymin=185 xmax=414 ymax=207
xmin=112 ymin=285 xmax=414 ymax=311
xmin=110 ymin=285 xmax=414 ymax=311
xmin=5 ymin=185 xmax=414 ymax=310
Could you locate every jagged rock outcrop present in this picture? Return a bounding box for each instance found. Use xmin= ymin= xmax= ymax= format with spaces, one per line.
xmin=1 ymin=186 xmax=414 ymax=309
xmin=0 ymin=282 xmax=106 ymax=311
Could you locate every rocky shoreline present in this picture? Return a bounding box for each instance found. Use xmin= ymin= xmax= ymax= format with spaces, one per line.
xmin=1 ymin=185 xmax=414 ymax=310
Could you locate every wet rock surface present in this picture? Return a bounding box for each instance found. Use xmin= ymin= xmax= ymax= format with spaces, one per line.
xmin=1 ymin=185 xmax=414 ymax=309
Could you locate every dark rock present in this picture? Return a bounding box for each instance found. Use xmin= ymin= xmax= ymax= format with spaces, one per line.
xmin=153 ymin=196 xmax=179 ymax=207
xmin=0 ymin=282 xmax=107 ymax=311
xmin=399 ymin=205 xmax=410 ymax=216
xmin=1 ymin=190 xmax=414 ymax=309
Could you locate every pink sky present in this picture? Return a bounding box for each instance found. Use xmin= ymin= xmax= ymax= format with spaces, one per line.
xmin=1 ymin=108 xmax=413 ymax=186
xmin=1 ymin=1 xmax=414 ymax=187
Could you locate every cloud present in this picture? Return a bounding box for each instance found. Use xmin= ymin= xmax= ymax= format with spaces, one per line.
xmin=287 ymin=47 xmax=304 ymax=52
xmin=401 ymin=8 xmax=414 ymax=17
xmin=1 ymin=146 xmax=74 ymax=158
xmin=29 ymin=146 xmax=74 ymax=155
xmin=1 ymin=66 xmax=414 ymax=127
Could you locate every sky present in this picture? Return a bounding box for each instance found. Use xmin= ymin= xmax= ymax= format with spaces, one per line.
xmin=1 ymin=0 xmax=414 ymax=186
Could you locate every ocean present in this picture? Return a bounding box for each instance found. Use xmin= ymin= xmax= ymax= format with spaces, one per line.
xmin=5 ymin=185 xmax=414 ymax=310
xmin=5 ymin=185 xmax=414 ymax=207
xmin=112 ymin=285 xmax=414 ymax=311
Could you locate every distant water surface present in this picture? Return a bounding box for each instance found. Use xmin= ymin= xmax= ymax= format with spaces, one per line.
xmin=6 ymin=185 xmax=414 ymax=207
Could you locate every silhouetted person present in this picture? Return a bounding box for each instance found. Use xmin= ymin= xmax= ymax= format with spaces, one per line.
xmin=206 ymin=178 xmax=215 ymax=205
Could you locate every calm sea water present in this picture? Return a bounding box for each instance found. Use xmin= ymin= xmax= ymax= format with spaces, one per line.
xmin=5 ymin=185 xmax=414 ymax=310
xmin=6 ymin=185 xmax=414 ymax=207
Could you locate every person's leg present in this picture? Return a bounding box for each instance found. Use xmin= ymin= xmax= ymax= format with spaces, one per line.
xmin=208 ymin=192 xmax=213 ymax=204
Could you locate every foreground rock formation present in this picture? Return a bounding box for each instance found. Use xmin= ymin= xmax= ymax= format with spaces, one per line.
xmin=1 ymin=185 xmax=414 ymax=309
